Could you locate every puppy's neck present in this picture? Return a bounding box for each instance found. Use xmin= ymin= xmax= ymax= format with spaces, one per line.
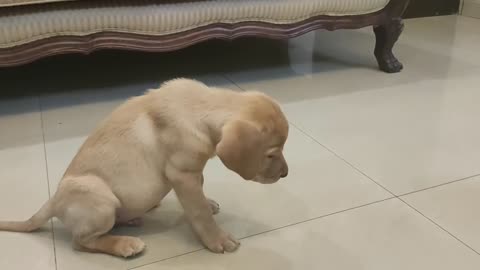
xmin=202 ymin=89 xmax=252 ymax=146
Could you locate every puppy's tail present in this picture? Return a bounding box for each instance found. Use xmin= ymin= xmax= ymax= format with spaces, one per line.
xmin=0 ymin=199 xmax=54 ymax=232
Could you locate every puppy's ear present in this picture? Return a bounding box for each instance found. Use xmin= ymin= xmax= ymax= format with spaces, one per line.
xmin=216 ymin=120 xmax=264 ymax=180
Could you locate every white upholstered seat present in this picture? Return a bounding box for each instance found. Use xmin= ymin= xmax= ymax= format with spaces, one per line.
xmin=0 ymin=0 xmax=390 ymax=48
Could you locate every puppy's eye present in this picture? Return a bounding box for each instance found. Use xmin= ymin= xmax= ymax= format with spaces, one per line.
xmin=267 ymin=154 xmax=275 ymax=159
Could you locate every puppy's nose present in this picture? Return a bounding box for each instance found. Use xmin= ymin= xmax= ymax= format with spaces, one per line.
xmin=281 ymin=169 xmax=288 ymax=178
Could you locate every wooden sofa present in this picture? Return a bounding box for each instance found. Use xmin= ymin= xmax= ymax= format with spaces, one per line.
xmin=0 ymin=0 xmax=409 ymax=72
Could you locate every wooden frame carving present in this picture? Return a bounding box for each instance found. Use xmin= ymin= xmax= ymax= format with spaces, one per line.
xmin=0 ymin=0 xmax=409 ymax=71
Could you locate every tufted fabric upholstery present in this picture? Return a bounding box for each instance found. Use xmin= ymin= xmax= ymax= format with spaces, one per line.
xmin=0 ymin=0 xmax=390 ymax=48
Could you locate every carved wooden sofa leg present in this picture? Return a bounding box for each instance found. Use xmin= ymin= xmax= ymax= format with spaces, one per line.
xmin=372 ymin=0 xmax=409 ymax=73
xmin=373 ymin=18 xmax=404 ymax=73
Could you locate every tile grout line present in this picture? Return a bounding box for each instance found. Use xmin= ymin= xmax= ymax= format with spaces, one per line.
xmin=291 ymin=121 xmax=480 ymax=257
xmin=128 ymin=248 xmax=205 ymax=270
xmin=291 ymin=122 xmax=480 ymax=200
xmin=237 ymin=197 xmax=395 ymax=240
xmin=128 ymin=197 xmax=396 ymax=270
xmin=398 ymin=173 xmax=480 ymax=197
xmin=221 ymin=73 xmax=247 ymax=92
xmin=291 ymin=122 xmax=480 ymax=256
xmin=38 ymin=95 xmax=58 ymax=270
xmin=398 ymin=197 xmax=480 ymax=256
xmin=289 ymin=122 xmax=397 ymax=197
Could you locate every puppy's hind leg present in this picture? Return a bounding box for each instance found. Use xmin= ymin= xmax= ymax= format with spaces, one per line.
xmin=77 ymin=234 xmax=146 ymax=258
xmin=66 ymin=201 xmax=146 ymax=258
xmin=59 ymin=177 xmax=146 ymax=258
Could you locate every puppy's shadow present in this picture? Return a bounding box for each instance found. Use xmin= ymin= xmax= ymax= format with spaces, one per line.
xmin=111 ymin=196 xmax=275 ymax=246
xmin=50 ymin=183 xmax=305 ymax=264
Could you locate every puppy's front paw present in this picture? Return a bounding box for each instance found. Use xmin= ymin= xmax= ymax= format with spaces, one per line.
xmin=204 ymin=231 xmax=240 ymax=253
xmin=207 ymin=198 xmax=220 ymax=215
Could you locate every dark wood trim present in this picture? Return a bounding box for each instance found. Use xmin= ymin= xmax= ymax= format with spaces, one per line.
xmin=0 ymin=0 xmax=410 ymax=72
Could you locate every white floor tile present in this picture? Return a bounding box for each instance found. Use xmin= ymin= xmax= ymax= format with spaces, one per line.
xmin=403 ymin=176 xmax=480 ymax=253
xmin=135 ymin=199 xmax=480 ymax=270
xmin=0 ymin=98 xmax=55 ymax=270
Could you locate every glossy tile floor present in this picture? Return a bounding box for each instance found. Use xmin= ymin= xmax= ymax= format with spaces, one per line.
xmin=1 ymin=15 xmax=480 ymax=270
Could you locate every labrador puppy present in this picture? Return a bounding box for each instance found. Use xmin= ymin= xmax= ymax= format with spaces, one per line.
xmin=0 ymin=78 xmax=289 ymax=257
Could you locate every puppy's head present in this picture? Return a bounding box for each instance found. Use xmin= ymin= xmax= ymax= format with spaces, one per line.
xmin=216 ymin=92 xmax=289 ymax=184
